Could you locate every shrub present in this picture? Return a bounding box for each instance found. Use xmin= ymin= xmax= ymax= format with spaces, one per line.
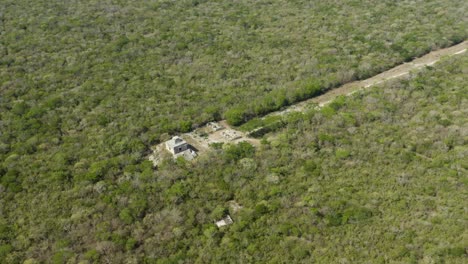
xmin=119 ymin=208 xmax=134 ymax=224
xmin=225 ymin=107 xmax=247 ymax=126
xmin=335 ymin=149 xmax=351 ymax=159
xmin=0 ymin=244 xmax=13 ymax=259
xmin=85 ymin=249 xmax=100 ymax=262
xmin=224 ymin=142 xmax=255 ymax=162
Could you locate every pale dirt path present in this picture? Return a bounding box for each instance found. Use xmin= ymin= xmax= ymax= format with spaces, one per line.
xmin=149 ymin=41 xmax=467 ymax=164
xmin=271 ymin=41 xmax=467 ymax=114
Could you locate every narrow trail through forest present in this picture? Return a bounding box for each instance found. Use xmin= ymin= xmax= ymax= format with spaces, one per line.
xmin=247 ymin=41 xmax=467 ymax=138
xmin=270 ymin=41 xmax=467 ymax=115
xmin=149 ymin=40 xmax=467 ymax=164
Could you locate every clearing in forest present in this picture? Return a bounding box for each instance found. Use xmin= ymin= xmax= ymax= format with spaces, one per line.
xmin=149 ymin=40 xmax=467 ymax=165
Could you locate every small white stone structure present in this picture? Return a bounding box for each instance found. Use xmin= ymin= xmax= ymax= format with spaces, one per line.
xmin=207 ymin=122 xmax=224 ymax=132
xmin=221 ymin=130 xmax=241 ymax=141
xmin=166 ymin=136 xmax=189 ymax=155
xmin=215 ymin=215 xmax=233 ymax=228
xmin=164 ymin=136 xmax=198 ymax=161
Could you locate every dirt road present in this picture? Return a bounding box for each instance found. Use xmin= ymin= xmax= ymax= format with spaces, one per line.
xmin=272 ymin=41 xmax=467 ymax=115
